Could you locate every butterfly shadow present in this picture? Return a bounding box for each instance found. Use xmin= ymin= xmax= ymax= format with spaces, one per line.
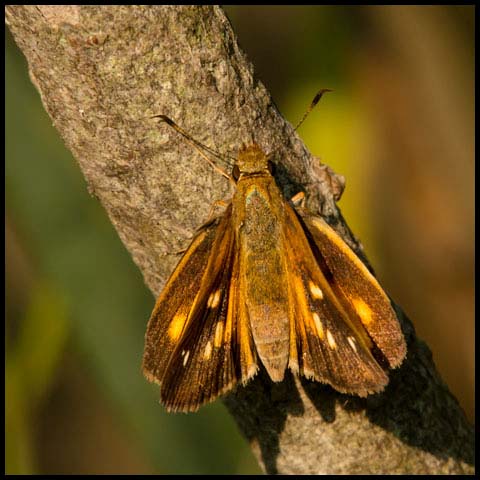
xmin=224 ymin=333 xmax=473 ymax=474
xmin=223 ymin=366 xmax=337 ymax=474
xmin=301 ymin=328 xmax=475 ymax=469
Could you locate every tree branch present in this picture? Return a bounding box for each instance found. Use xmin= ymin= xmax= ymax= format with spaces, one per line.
xmin=5 ymin=5 xmax=474 ymax=475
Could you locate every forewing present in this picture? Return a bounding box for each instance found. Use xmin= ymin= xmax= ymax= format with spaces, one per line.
xmin=283 ymin=203 xmax=389 ymax=396
xmin=153 ymin=205 xmax=258 ymax=412
xmin=300 ymin=212 xmax=406 ymax=368
xmin=143 ymin=215 xmax=224 ymax=385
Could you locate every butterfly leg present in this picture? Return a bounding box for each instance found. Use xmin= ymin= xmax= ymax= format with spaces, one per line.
xmin=162 ymin=247 xmax=188 ymax=256
xmin=291 ymin=191 xmax=306 ymax=208
xmin=162 ymin=200 xmax=229 ymax=257
xmin=206 ymin=199 xmax=229 ymax=222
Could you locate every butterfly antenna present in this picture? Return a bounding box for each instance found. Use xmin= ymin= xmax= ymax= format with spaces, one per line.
xmin=294 ymin=88 xmax=333 ymax=131
xmin=152 ymin=115 xmax=233 ymax=180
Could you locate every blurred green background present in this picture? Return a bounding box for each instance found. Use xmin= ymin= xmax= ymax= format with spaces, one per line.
xmin=5 ymin=6 xmax=474 ymax=475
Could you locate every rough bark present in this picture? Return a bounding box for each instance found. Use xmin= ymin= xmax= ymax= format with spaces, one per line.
xmin=5 ymin=5 xmax=474 ymax=475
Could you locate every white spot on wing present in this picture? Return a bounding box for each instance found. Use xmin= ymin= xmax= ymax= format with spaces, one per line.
xmin=309 ymin=281 xmax=324 ymax=300
xmin=312 ymin=312 xmax=324 ymax=338
xmin=207 ymin=290 xmax=221 ymax=309
xmin=326 ymin=329 xmax=336 ymax=349
xmin=204 ymin=341 xmax=212 ymax=359
xmin=347 ymin=336 xmax=357 ymax=352
xmin=214 ymin=321 xmax=224 ymax=347
xmin=182 ymin=350 xmax=190 ymax=366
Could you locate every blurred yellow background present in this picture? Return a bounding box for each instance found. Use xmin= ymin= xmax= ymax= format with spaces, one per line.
xmin=5 ymin=6 xmax=474 ymax=475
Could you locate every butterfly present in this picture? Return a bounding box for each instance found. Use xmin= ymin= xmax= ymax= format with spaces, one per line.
xmin=142 ymin=118 xmax=406 ymax=413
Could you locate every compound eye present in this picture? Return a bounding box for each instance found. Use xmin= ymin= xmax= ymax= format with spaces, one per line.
xmin=267 ymin=160 xmax=275 ymax=175
xmin=232 ymin=165 xmax=240 ymax=180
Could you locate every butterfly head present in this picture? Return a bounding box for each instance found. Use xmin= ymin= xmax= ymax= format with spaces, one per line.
xmin=234 ymin=143 xmax=272 ymax=180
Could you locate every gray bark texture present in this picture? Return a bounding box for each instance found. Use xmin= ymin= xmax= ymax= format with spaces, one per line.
xmin=5 ymin=5 xmax=474 ymax=475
